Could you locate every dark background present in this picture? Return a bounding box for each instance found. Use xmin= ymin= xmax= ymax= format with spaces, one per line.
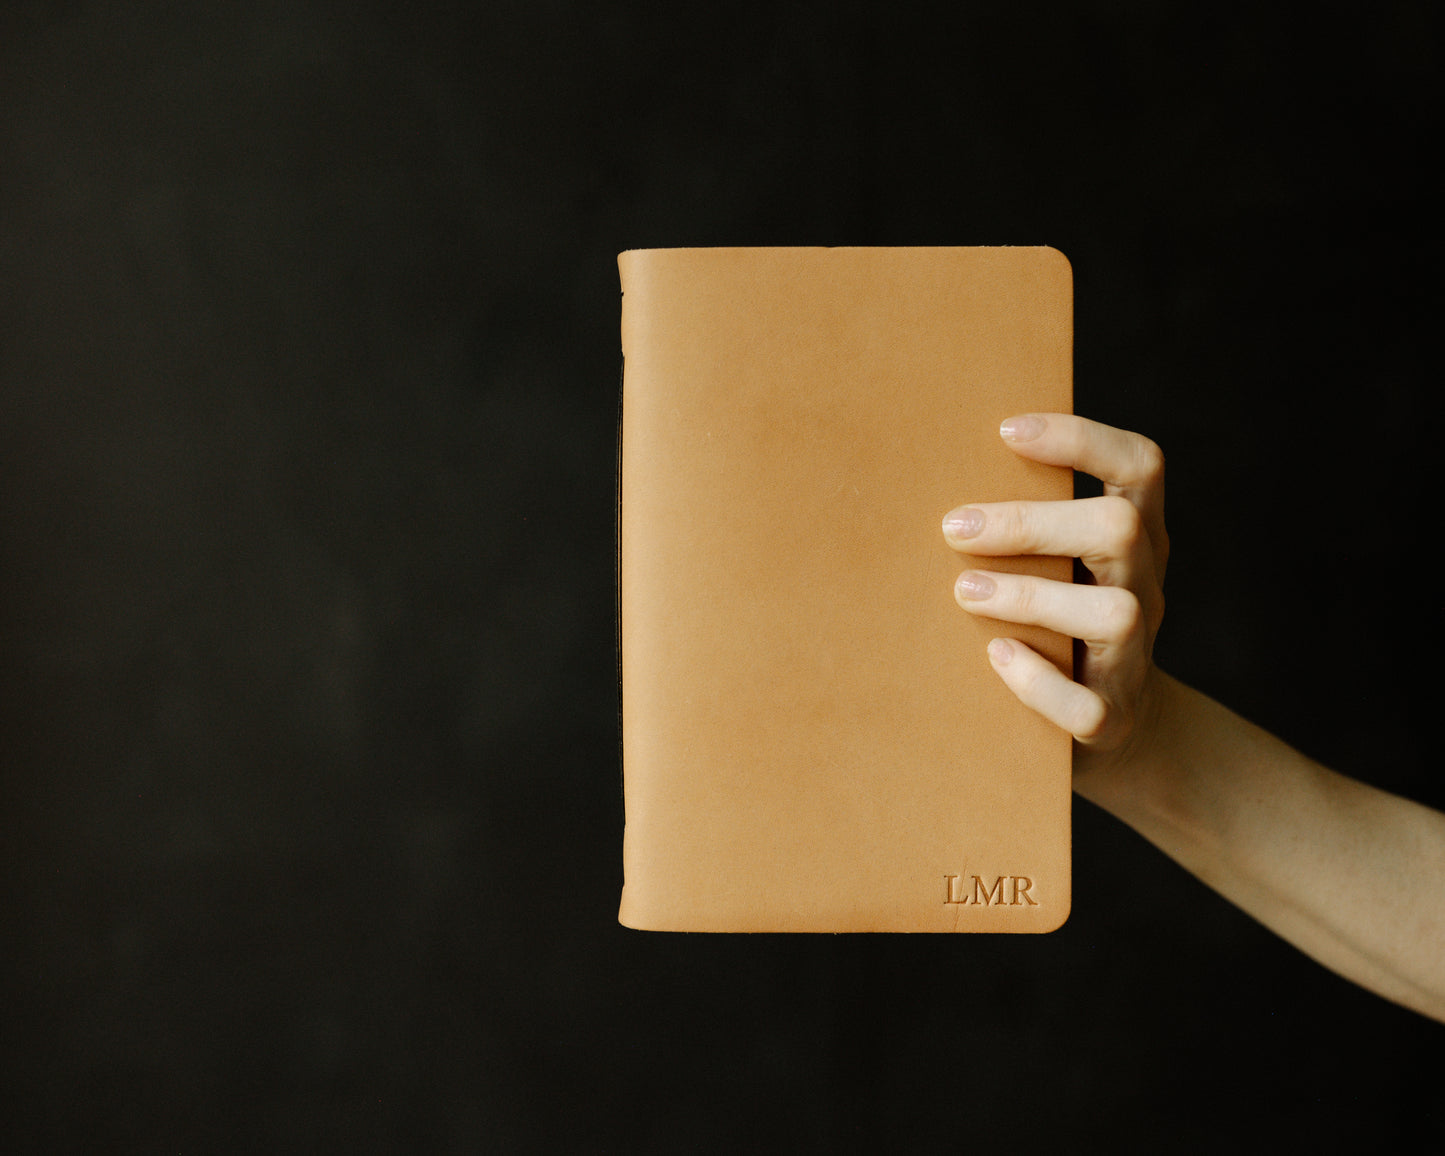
xmin=1 ymin=1 xmax=1439 ymax=1151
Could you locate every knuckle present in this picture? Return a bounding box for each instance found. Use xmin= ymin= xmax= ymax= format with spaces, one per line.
xmin=1070 ymin=694 xmax=1109 ymax=741
xmin=1133 ymin=438 xmax=1166 ymax=487
xmin=1097 ymin=587 xmax=1143 ymax=641
xmin=994 ymin=501 xmax=1041 ymax=552
xmin=1097 ymin=495 xmax=1143 ymax=553
xmin=1008 ymin=576 xmax=1040 ymax=620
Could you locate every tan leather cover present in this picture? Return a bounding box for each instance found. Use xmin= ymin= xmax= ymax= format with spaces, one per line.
xmin=618 ymin=247 xmax=1073 ymax=932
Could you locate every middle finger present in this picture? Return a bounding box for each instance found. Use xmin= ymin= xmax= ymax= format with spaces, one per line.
xmin=943 ymin=495 xmax=1151 ymax=590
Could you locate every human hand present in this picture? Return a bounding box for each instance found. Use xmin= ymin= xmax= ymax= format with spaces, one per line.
xmin=941 ymin=414 xmax=1169 ymax=781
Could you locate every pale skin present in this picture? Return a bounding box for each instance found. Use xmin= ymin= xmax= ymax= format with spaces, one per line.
xmin=942 ymin=413 xmax=1445 ymax=1024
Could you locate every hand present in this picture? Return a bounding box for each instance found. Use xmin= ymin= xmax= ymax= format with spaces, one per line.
xmin=939 ymin=418 xmax=1445 ymax=1020
xmin=941 ymin=414 xmax=1169 ymax=780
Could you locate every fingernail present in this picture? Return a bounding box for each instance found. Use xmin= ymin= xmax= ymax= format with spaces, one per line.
xmin=1000 ymin=415 xmax=1046 ymax=443
xmin=942 ymin=508 xmax=985 ymax=540
xmin=955 ymin=571 xmax=996 ymax=601
xmin=987 ymin=638 xmax=1014 ymax=666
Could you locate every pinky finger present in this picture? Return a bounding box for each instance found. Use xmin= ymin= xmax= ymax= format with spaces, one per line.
xmin=987 ymin=638 xmax=1107 ymax=742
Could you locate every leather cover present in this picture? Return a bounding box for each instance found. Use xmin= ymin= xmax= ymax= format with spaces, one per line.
xmin=617 ymin=247 xmax=1073 ymax=932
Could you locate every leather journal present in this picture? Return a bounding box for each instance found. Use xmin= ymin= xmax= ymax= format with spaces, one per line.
xmin=617 ymin=247 xmax=1073 ymax=932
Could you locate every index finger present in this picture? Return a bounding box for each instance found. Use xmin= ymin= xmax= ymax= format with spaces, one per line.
xmin=999 ymin=413 xmax=1168 ymax=580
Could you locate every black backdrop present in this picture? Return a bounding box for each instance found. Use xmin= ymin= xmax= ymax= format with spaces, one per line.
xmin=1 ymin=2 xmax=1439 ymax=1152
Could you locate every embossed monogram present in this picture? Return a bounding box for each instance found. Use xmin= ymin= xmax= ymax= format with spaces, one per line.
xmin=944 ymin=874 xmax=1038 ymax=906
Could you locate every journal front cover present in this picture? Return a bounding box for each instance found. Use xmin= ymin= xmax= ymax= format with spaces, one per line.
xmin=618 ymin=246 xmax=1074 ymax=932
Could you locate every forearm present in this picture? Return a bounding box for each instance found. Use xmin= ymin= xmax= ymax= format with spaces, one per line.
xmin=1078 ymin=670 xmax=1445 ymax=1023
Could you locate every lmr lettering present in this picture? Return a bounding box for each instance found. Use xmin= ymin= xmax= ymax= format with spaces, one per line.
xmin=944 ymin=874 xmax=1038 ymax=906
